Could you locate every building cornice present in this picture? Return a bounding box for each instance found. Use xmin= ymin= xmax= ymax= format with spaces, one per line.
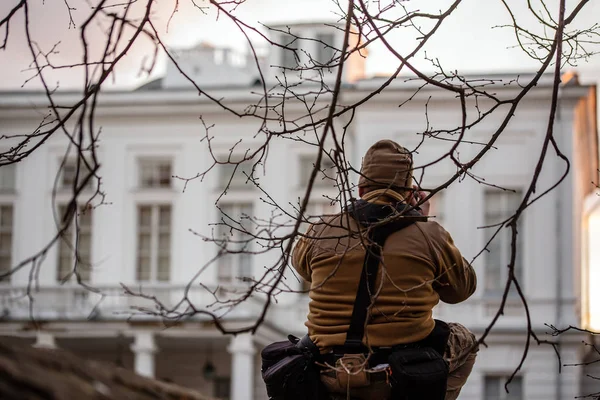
xmin=0 ymin=76 xmax=593 ymax=120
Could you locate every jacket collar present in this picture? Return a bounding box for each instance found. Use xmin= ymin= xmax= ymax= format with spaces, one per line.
xmin=361 ymin=188 xmax=406 ymax=204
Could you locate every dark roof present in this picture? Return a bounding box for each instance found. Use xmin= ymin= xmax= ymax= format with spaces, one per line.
xmin=0 ymin=339 xmax=214 ymax=400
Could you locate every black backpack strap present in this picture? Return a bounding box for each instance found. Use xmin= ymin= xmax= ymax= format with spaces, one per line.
xmin=343 ymin=227 xmax=390 ymax=350
xmin=342 ymin=200 xmax=426 ymax=352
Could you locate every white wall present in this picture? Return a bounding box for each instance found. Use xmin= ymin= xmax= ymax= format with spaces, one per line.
xmin=0 ymin=81 xmax=591 ymax=398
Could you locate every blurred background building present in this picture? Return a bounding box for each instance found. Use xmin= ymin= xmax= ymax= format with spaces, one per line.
xmin=0 ymin=22 xmax=599 ymax=400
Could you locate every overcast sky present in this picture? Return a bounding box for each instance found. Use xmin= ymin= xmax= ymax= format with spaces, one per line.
xmin=1 ymin=0 xmax=599 ymax=90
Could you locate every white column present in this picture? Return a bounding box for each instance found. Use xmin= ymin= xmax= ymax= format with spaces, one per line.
xmin=131 ymin=331 xmax=157 ymax=378
xmin=33 ymin=331 xmax=56 ymax=349
xmin=228 ymin=333 xmax=256 ymax=400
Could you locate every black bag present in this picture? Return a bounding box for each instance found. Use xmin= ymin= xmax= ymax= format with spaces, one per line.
xmin=388 ymin=346 xmax=449 ymax=400
xmin=261 ymin=335 xmax=324 ymax=400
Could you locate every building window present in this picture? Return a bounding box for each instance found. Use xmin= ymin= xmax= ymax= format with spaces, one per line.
xmin=139 ymin=159 xmax=172 ymax=188
xmin=0 ymin=164 xmax=16 ymax=282
xmin=57 ymin=204 xmax=92 ymax=282
xmin=484 ymin=375 xmax=523 ymax=400
xmin=135 ymin=159 xmax=173 ymax=282
xmin=136 ymin=205 xmax=171 ymax=282
xmin=213 ymin=376 xmax=231 ymax=399
xmin=0 ymin=205 xmax=13 ymax=282
xmin=60 ymin=160 xmax=94 ymax=190
xmin=216 ymin=203 xmax=253 ymax=286
xmin=0 ymin=164 xmax=16 ymax=193
xmin=280 ymin=34 xmax=298 ymax=69
xmin=484 ymin=189 xmax=523 ymax=294
xmin=315 ymin=33 xmax=335 ymax=64
xmin=218 ymin=162 xmax=256 ymax=191
xmin=299 ymin=155 xmax=337 ymax=189
xmin=282 ymin=48 xmax=297 ymax=69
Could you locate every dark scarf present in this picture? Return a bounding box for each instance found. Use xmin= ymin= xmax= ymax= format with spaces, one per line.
xmin=346 ymin=199 xmax=427 ymax=231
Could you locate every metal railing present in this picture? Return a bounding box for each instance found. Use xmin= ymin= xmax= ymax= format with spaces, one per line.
xmin=0 ymin=284 xmax=270 ymax=322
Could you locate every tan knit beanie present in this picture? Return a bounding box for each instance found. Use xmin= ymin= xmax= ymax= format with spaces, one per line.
xmin=357 ymin=139 xmax=413 ymax=191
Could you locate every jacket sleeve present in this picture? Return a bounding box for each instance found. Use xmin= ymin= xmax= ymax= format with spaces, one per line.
xmin=427 ymin=223 xmax=477 ymax=304
xmin=291 ymin=227 xmax=315 ymax=282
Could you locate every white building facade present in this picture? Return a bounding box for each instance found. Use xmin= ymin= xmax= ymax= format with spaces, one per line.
xmin=0 ymin=23 xmax=598 ymax=400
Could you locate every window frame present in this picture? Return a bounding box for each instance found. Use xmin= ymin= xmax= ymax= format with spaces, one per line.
xmin=210 ymin=148 xmax=264 ymax=288
xmin=279 ymin=33 xmax=299 ymax=69
xmin=483 ymin=188 xmax=524 ymax=296
xmin=133 ymin=156 xmax=176 ymax=284
xmin=0 ymin=163 xmax=17 ymax=194
xmin=483 ymin=374 xmax=523 ymax=400
xmin=49 ymin=156 xmax=99 ymax=284
xmin=215 ymin=201 xmax=254 ymax=287
xmin=57 ymin=158 xmax=97 ymax=193
xmin=56 ymin=203 xmax=94 ymax=284
xmin=314 ymin=32 xmax=336 ymax=65
xmin=135 ymin=203 xmax=172 ymax=283
xmin=138 ymin=158 xmax=173 ymax=189
xmin=297 ymin=153 xmax=337 ymax=190
xmin=0 ymin=204 xmax=14 ymax=283
xmin=216 ymin=161 xmax=258 ymax=192
xmin=0 ymin=162 xmax=17 ymax=284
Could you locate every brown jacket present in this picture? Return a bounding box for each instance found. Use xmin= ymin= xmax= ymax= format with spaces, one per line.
xmin=292 ymin=190 xmax=477 ymax=351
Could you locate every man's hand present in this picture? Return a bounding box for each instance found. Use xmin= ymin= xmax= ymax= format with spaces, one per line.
xmin=408 ymin=185 xmax=431 ymax=216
